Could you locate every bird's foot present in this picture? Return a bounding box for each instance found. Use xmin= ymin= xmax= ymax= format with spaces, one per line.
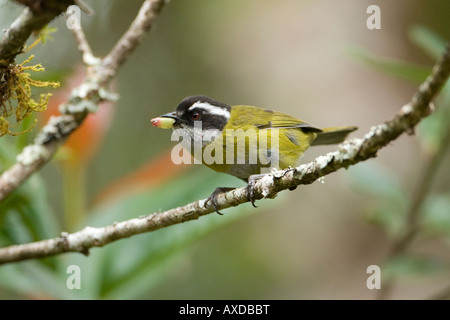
xmin=205 ymin=187 xmax=235 ymax=215
xmin=247 ymin=174 xmax=266 ymax=208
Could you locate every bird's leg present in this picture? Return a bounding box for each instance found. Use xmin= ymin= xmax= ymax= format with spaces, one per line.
xmin=205 ymin=187 xmax=235 ymax=215
xmin=247 ymin=174 xmax=267 ymax=208
xmin=206 ymin=173 xmax=268 ymax=214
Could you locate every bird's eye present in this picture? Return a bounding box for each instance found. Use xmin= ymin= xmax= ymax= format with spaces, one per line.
xmin=191 ymin=112 xmax=201 ymax=121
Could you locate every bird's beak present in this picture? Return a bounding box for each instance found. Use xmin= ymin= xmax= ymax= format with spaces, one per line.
xmin=151 ymin=112 xmax=180 ymax=129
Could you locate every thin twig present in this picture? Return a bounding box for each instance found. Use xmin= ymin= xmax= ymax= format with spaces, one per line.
xmin=0 ymin=43 xmax=449 ymax=264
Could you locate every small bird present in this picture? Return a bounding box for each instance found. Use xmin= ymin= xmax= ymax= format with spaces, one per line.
xmin=151 ymin=95 xmax=357 ymax=213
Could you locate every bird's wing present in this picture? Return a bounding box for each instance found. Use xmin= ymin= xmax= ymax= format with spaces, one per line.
xmin=255 ymin=111 xmax=322 ymax=133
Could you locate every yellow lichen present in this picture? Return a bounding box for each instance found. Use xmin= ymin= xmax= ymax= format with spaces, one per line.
xmin=0 ymin=42 xmax=60 ymax=137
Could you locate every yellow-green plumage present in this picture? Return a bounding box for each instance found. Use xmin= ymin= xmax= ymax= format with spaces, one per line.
xmin=201 ymin=105 xmax=356 ymax=180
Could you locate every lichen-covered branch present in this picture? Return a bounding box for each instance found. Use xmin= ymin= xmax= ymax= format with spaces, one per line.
xmin=0 ymin=43 xmax=449 ymax=265
xmin=0 ymin=0 xmax=168 ymax=201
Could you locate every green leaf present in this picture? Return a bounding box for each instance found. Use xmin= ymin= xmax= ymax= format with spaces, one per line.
xmin=0 ymin=138 xmax=59 ymax=246
xmin=348 ymin=46 xmax=430 ymax=83
xmin=0 ymin=139 xmax=62 ymax=298
xmin=383 ymin=255 xmax=448 ymax=279
xmin=0 ymin=180 xmax=62 ymax=297
xmin=349 ymin=162 xmax=405 ymax=201
xmin=349 ymin=162 xmax=407 ymax=237
xmin=366 ymin=201 xmax=407 ymax=238
xmin=409 ymin=25 xmax=447 ymax=60
xmin=417 ymin=105 xmax=449 ymax=154
xmin=0 ymin=260 xmax=77 ymax=299
xmin=421 ymin=194 xmax=450 ymax=236
xmin=0 ymin=173 xmax=60 ymax=244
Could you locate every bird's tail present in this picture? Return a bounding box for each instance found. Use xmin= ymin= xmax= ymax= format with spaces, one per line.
xmin=311 ymin=126 xmax=358 ymax=146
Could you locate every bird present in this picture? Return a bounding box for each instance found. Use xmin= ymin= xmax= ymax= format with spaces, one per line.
xmin=151 ymin=95 xmax=357 ymax=213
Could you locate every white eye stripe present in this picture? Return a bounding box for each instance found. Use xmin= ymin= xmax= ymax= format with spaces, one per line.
xmin=188 ymin=102 xmax=230 ymax=119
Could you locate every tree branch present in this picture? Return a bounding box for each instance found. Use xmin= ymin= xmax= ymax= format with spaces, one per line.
xmin=0 ymin=0 xmax=168 ymax=202
xmin=1 ymin=43 xmax=449 ymax=265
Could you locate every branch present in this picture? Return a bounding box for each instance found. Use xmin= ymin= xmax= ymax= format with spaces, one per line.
xmin=0 ymin=0 xmax=168 ymax=202
xmin=1 ymin=43 xmax=449 ymax=265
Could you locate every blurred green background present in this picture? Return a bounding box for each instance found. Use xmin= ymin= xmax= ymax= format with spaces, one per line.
xmin=0 ymin=0 xmax=450 ymax=299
